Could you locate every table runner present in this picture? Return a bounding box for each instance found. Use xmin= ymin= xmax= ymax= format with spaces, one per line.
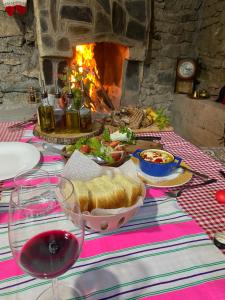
xmin=1 ymin=125 xmax=225 ymax=239
xmin=1 ymin=191 xmax=225 ymax=299
xmin=136 ymin=131 xmax=225 ymax=241
xmin=0 ymin=121 xmax=24 ymax=142
xmin=14 ymin=125 xmax=225 ymax=240
xmin=0 ymin=125 xmax=225 ymax=299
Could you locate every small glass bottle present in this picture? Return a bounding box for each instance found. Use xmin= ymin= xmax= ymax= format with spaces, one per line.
xmin=38 ymin=83 xmax=55 ymax=133
xmin=80 ymin=106 xmax=92 ymax=132
xmin=79 ymin=80 xmax=92 ymax=132
xmin=65 ymin=90 xmax=80 ymax=133
xmin=53 ymin=81 xmax=66 ymax=133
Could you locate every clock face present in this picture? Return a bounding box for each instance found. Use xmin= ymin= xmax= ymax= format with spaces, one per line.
xmin=177 ymin=60 xmax=196 ymax=79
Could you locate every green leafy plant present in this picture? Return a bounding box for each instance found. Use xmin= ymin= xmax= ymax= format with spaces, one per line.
xmin=102 ymin=128 xmax=111 ymax=142
xmin=59 ymin=65 xmax=92 ymax=109
xmin=154 ymin=108 xmax=170 ymax=129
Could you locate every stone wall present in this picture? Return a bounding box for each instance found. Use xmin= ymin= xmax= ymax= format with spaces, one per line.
xmin=0 ymin=0 xmax=39 ymax=119
xmin=195 ymin=0 xmax=225 ymax=97
xmin=0 ymin=0 xmax=210 ymax=117
xmin=172 ymin=95 xmax=225 ymax=147
xmin=139 ymin=0 xmax=203 ymax=114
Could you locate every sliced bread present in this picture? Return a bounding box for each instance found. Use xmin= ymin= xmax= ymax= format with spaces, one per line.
xmin=72 ymin=180 xmax=90 ymax=212
xmin=112 ymin=174 xmax=142 ymax=206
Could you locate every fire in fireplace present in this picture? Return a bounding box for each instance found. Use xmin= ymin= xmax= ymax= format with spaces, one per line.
xmin=33 ymin=0 xmax=151 ymax=110
xmin=69 ymin=42 xmax=129 ymax=111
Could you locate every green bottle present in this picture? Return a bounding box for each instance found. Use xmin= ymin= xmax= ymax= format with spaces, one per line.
xmin=38 ymin=83 xmax=55 ymax=133
xmin=65 ymin=90 xmax=80 ymax=133
xmin=53 ymin=81 xmax=66 ymax=133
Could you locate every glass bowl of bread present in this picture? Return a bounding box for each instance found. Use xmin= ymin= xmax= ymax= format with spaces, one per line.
xmin=62 ymin=151 xmax=145 ymax=232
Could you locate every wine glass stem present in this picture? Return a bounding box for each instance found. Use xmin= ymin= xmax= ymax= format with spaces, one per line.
xmin=52 ymin=278 xmax=60 ymax=300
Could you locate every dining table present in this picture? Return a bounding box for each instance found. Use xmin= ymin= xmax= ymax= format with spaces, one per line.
xmin=0 ymin=120 xmax=225 ymax=299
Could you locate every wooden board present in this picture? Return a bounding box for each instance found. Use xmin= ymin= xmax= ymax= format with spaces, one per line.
xmin=33 ymin=122 xmax=104 ymax=145
xmin=105 ymin=124 xmax=173 ymax=133
xmin=132 ymin=124 xmax=173 ymax=133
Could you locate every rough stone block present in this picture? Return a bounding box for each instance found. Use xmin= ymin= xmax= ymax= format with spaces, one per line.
xmin=125 ymin=0 xmax=146 ymax=22
xmin=43 ymin=59 xmax=53 ymax=85
xmin=112 ymin=2 xmax=126 ymax=35
xmin=40 ymin=17 xmax=48 ymax=33
xmin=126 ymin=20 xmax=146 ymax=41
xmin=68 ymin=25 xmax=91 ymax=35
xmin=0 ymin=13 xmax=23 ymax=37
xmin=61 ymin=5 xmax=92 ymax=22
xmin=57 ymin=38 xmax=70 ymax=51
xmin=96 ymin=0 xmax=110 ymax=14
xmin=125 ymin=60 xmax=140 ymax=91
xmin=41 ymin=35 xmax=55 ymax=49
xmin=95 ymin=11 xmax=112 ymax=33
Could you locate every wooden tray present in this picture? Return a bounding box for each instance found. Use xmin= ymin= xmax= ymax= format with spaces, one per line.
xmin=105 ymin=124 xmax=173 ymax=133
xmin=33 ymin=122 xmax=104 ymax=145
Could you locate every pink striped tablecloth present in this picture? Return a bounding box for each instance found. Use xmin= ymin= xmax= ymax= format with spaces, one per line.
xmin=0 ymin=125 xmax=225 ymax=299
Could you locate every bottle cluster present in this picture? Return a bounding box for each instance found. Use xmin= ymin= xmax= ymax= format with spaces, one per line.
xmin=37 ymin=80 xmax=92 ymax=134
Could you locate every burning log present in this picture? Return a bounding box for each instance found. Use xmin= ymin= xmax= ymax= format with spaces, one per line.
xmin=96 ymin=88 xmax=115 ymax=111
xmin=93 ymin=69 xmax=115 ymax=111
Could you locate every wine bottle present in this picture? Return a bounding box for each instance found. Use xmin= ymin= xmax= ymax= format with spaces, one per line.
xmin=38 ymin=80 xmax=55 ymax=133
xmin=79 ymin=80 xmax=92 ymax=132
xmin=65 ymin=84 xmax=80 ymax=133
xmin=53 ymin=80 xmax=66 ymax=132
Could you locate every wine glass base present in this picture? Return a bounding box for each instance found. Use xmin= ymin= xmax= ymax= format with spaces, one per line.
xmin=36 ymin=282 xmax=81 ymax=300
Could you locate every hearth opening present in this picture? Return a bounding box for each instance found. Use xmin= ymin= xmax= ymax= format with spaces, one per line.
xmin=69 ymin=42 xmax=129 ymax=112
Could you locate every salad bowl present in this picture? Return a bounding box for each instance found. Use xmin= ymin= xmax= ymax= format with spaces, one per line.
xmin=62 ymin=136 xmax=127 ymax=167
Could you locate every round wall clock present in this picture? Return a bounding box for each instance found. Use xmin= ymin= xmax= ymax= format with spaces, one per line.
xmin=175 ymin=58 xmax=198 ymax=94
xmin=177 ymin=59 xmax=197 ymax=79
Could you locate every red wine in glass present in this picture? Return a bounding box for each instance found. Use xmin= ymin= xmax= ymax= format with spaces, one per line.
xmin=9 ymin=170 xmax=84 ymax=300
xmin=20 ymin=230 xmax=79 ymax=279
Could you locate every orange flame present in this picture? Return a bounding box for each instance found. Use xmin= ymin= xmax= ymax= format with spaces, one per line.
xmin=71 ymin=43 xmax=100 ymax=100
xmin=70 ymin=42 xmax=129 ymax=112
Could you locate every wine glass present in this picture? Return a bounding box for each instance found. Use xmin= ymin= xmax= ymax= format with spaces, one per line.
xmin=8 ymin=168 xmax=85 ymax=300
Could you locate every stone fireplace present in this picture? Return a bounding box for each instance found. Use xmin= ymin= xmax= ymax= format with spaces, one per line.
xmin=0 ymin=0 xmax=224 ymax=147
xmin=33 ymin=0 xmax=151 ymax=110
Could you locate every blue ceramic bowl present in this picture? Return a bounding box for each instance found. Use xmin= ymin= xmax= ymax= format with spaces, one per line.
xmin=132 ymin=149 xmax=182 ymax=177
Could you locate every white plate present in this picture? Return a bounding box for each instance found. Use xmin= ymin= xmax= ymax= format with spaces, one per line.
xmin=0 ymin=142 xmax=40 ymax=180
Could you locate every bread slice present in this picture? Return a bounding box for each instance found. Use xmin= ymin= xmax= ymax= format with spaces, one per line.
xmin=112 ymin=174 xmax=142 ymax=207
xmin=72 ymin=180 xmax=90 ymax=212
xmin=86 ymin=179 xmax=115 ymax=210
xmin=94 ymin=175 xmax=126 ymax=208
xmin=72 ymin=174 xmax=142 ymax=212
xmin=85 ymin=180 xmax=101 ymax=209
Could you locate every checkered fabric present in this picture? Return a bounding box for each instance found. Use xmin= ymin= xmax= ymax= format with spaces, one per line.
xmin=0 ymin=121 xmax=24 ymax=142
xmin=1 ymin=124 xmax=225 ymax=248
xmin=1 ymin=125 xmax=225 ymax=299
xmin=136 ymin=131 xmax=225 ymax=243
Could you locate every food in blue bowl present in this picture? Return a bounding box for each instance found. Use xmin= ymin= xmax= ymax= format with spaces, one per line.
xmin=132 ymin=149 xmax=182 ymax=177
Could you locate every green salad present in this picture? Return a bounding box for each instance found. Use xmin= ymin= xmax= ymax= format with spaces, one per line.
xmin=65 ymin=136 xmax=115 ymax=163
xmin=65 ymin=126 xmax=135 ymax=164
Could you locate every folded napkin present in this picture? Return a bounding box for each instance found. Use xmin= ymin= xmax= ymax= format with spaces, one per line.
xmin=3 ymin=0 xmax=27 ymax=16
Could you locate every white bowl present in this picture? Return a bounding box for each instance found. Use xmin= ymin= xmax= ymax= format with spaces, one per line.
xmin=82 ymin=206 xmax=140 ymax=232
